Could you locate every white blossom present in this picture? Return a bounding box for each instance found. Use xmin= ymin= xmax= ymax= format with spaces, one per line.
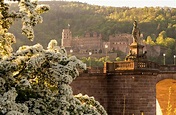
xmin=6 ymin=111 xmax=25 ymax=115
xmin=19 ymin=78 xmax=31 ymax=88
xmin=0 ymin=1 xmax=107 ymax=114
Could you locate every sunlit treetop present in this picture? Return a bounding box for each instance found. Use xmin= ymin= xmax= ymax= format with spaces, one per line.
xmin=0 ymin=0 xmax=49 ymax=58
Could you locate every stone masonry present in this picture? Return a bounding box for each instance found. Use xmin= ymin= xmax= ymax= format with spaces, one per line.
xmin=71 ymin=21 xmax=176 ymax=115
xmin=71 ymin=69 xmax=176 ymax=115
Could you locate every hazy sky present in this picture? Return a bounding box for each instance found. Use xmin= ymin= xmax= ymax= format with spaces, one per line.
xmin=64 ymin=0 xmax=176 ymax=8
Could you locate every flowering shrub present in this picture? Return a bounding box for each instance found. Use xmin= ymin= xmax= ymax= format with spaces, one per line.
xmin=0 ymin=0 xmax=107 ymax=115
xmin=0 ymin=0 xmax=49 ymax=58
xmin=0 ymin=40 xmax=107 ymax=115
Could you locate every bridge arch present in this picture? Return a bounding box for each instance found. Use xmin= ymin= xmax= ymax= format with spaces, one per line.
xmin=156 ymin=74 xmax=176 ymax=83
xmin=156 ymin=78 xmax=176 ymax=115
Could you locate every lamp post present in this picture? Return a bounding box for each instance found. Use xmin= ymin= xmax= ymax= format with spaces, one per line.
xmin=174 ymin=55 xmax=176 ymax=65
xmin=163 ymin=53 xmax=166 ymax=65
xmin=105 ymin=44 xmax=108 ymax=61
xmin=89 ymin=51 xmax=92 ymax=68
xmin=70 ymin=49 xmax=73 ymax=56
xmin=70 ymin=49 xmax=73 ymax=53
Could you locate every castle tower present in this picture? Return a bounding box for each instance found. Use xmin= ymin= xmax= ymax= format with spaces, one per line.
xmin=61 ymin=28 xmax=72 ymax=47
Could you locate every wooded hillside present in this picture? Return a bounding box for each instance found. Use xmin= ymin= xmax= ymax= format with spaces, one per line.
xmin=9 ymin=1 xmax=176 ymax=50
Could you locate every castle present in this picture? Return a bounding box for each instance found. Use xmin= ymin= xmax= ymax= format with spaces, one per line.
xmin=61 ymin=28 xmax=162 ymax=59
xmin=61 ymin=29 xmax=132 ymax=55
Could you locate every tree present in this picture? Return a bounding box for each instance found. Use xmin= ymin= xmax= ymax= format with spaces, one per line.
xmin=165 ymin=37 xmax=175 ymax=48
xmin=159 ymin=31 xmax=167 ymax=38
xmin=146 ymin=36 xmax=155 ymax=46
xmin=0 ymin=0 xmax=107 ymax=115
xmin=81 ymin=57 xmax=110 ymax=67
xmin=156 ymin=31 xmax=166 ymax=46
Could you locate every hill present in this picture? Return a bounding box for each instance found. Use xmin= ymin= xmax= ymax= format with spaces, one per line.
xmin=9 ymin=1 xmax=176 ymax=50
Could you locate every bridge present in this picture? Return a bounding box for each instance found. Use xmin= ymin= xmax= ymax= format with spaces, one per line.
xmin=71 ymin=21 xmax=176 ymax=115
xmin=71 ymin=63 xmax=176 ymax=115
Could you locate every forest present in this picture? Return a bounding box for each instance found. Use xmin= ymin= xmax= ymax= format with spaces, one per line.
xmin=9 ymin=1 xmax=176 ymax=64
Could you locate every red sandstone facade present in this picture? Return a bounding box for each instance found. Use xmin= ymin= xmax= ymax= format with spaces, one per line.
xmin=61 ymin=29 xmax=163 ymax=58
xmin=61 ymin=29 xmax=134 ymax=55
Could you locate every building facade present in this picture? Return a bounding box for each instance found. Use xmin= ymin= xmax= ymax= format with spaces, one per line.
xmin=61 ymin=29 xmax=133 ymax=55
xmin=61 ymin=29 xmax=162 ymax=58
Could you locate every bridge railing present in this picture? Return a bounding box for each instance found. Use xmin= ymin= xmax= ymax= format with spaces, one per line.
xmin=79 ymin=67 xmax=104 ymax=74
xmin=104 ymin=61 xmax=159 ymax=73
xmin=159 ymin=65 xmax=176 ymax=72
xmin=135 ymin=61 xmax=160 ymax=70
xmin=79 ymin=62 xmax=176 ymax=74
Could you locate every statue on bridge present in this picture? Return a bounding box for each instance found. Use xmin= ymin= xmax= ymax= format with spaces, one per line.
xmin=132 ymin=21 xmax=142 ymax=44
xmin=125 ymin=21 xmax=147 ymax=61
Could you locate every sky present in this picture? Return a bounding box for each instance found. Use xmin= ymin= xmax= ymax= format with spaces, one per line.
xmin=64 ymin=0 xmax=176 ymax=8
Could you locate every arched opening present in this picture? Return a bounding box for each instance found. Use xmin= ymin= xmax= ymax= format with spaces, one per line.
xmin=156 ymin=79 xmax=176 ymax=114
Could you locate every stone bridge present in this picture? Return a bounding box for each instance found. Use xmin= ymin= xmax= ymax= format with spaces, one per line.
xmin=71 ymin=21 xmax=176 ymax=115
xmin=71 ymin=61 xmax=176 ymax=115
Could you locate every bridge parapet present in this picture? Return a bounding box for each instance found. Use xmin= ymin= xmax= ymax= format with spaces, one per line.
xmin=159 ymin=65 xmax=176 ymax=73
xmin=79 ymin=62 xmax=176 ymax=75
xmin=104 ymin=61 xmax=159 ymax=73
